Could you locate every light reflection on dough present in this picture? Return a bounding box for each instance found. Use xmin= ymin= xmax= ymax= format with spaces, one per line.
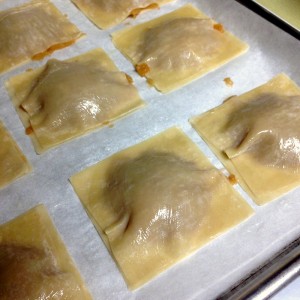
xmin=77 ymin=99 xmax=102 ymax=118
xmin=190 ymin=74 xmax=300 ymax=204
xmin=18 ymin=58 xmax=142 ymax=150
xmin=101 ymin=152 xmax=218 ymax=282
xmin=224 ymin=94 xmax=300 ymax=172
xmin=70 ymin=127 xmax=253 ymax=288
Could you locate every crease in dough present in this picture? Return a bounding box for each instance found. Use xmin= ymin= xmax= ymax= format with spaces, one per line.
xmin=71 ymin=0 xmax=174 ymax=29
xmin=134 ymin=18 xmax=222 ymax=72
xmin=0 ymin=204 xmax=92 ymax=300
xmin=224 ymin=93 xmax=300 ymax=172
xmin=190 ymin=73 xmax=300 ymax=205
xmin=102 ymin=152 xmax=214 ymax=244
xmin=0 ymin=121 xmax=31 ymax=189
xmin=0 ymin=0 xmax=84 ymax=74
xmin=70 ymin=127 xmax=253 ymax=289
xmin=6 ymin=48 xmax=144 ymax=153
xmin=112 ymin=4 xmax=248 ymax=93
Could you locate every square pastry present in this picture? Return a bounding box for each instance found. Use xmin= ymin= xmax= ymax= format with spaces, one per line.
xmin=190 ymin=74 xmax=300 ymax=205
xmin=6 ymin=48 xmax=144 ymax=154
xmin=72 ymin=0 xmax=174 ymax=29
xmin=0 ymin=0 xmax=84 ymax=74
xmin=0 ymin=204 xmax=92 ymax=299
xmin=70 ymin=127 xmax=253 ymax=289
xmin=0 ymin=121 xmax=31 ymax=189
xmin=112 ymin=4 xmax=249 ymax=93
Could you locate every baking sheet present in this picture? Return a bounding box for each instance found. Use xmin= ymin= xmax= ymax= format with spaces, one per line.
xmin=0 ymin=0 xmax=300 ymax=299
xmin=252 ymin=0 xmax=300 ymax=32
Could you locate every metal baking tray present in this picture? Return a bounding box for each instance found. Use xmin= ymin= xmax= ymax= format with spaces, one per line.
xmin=237 ymin=0 xmax=300 ymax=40
xmin=252 ymin=0 xmax=300 ymax=33
xmin=1 ymin=0 xmax=300 ymax=299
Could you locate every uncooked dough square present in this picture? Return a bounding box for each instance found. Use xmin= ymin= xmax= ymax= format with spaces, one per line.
xmin=6 ymin=48 xmax=145 ymax=154
xmin=112 ymin=4 xmax=249 ymax=93
xmin=72 ymin=0 xmax=175 ymax=29
xmin=0 ymin=120 xmax=31 ymax=189
xmin=0 ymin=204 xmax=92 ymax=299
xmin=190 ymin=74 xmax=300 ymax=205
xmin=70 ymin=127 xmax=253 ymax=289
xmin=0 ymin=0 xmax=84 ymax=74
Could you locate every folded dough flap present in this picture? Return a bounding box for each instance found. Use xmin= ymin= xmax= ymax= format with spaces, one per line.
xmin=224 ymin=93 xmax=300 ymax=172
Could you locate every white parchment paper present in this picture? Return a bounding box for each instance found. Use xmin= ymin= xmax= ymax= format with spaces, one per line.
xmin=0 ymin=0 xmax=300 ymax=299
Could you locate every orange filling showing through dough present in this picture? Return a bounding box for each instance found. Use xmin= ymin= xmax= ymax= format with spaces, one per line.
xmin=135 ymin=63 xmax=150 ymax=77
xmin=25 ymin=126 xmax=34 ymax=135
xmin=224 ymin=77 xmax=234 ymax=87
xmin=125 ymin=73 xmax=134 ymax=84
xmin=147 ymin=78 xmax=155 ymax=86
xmin=32 ymin=40 xmax=76 ymax=60
xmin=213 ymin=23 xmax=225 ymax=33
xmin=128 ymin=3 xmax=159 ymax=18
xmin=228 ymin=174 xmax=238 ymax=185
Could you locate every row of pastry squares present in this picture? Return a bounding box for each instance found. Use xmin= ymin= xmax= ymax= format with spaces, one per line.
xmin=2 ymin=73 xmax=300 ymax=294
xmin=1 ymin=0 xmax=300 ymax=297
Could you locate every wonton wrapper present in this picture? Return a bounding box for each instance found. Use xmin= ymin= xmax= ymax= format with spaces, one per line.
xmin=6 ymin=48 xmax=144 ymax=153
xmin=70 ymin=127 xmax=253 ymax=289
xmin=190 ymin=74 xmax=300 ymax=205
xmin=0 ymin=204 xmax=92 ymax=300
xmin=72 ymin=0 xmax=174 ymax=29
xmin=0 ymin=121 xmax=31 ymax=189
xmin=0 ymin=0 xmax=84 ymax=74
xmin=112 ymin=4 xmax=248 ymax=93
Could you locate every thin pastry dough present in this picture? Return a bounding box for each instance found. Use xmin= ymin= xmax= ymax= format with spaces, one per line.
xmin=112 ymin=4 xmax=248 ymax=93
xmin=190 ymin=74 xmax=300 ymax=205
xmin=0 ymin=204 xmax=92 ymax=300
xmin=0 ymin=0 xmax=84 ymax=74
xmin=72 ymin=0 xmax=174 ymax=29
xmin=6 ymin=48 xmax=144 ymax=154
xmin=70 ymin=127 xmax=253 ymax=289
xmin=0 ymin=121 xmax=31 ymax=189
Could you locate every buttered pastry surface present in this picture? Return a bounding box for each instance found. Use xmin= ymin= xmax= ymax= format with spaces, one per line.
xmin=6 ymin=48 xmax=144 ymax=153
xmin=191 ymin=74 xmax=300 ymax=205
xmin=71 ymin=127 xmax=253 ymax=289
xmin=113 ymin=4 xmax=248 ymax=93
